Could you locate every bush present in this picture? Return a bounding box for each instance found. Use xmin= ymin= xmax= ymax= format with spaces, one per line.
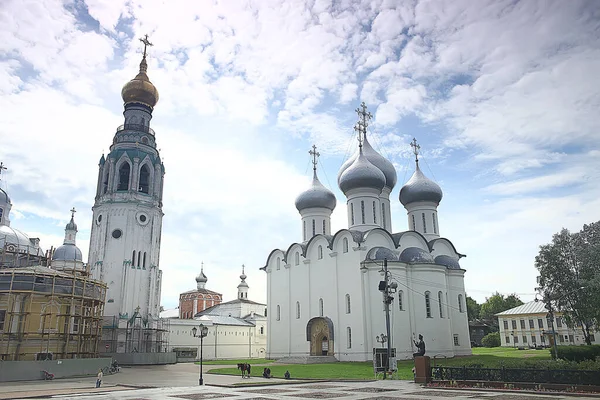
xmin=496 ymin=358 xmax=600 ymax=371
xmin=555 ymin=345 xmax=600 ymax=362
xmin=481 ymin=332 xmax=501 ymax=348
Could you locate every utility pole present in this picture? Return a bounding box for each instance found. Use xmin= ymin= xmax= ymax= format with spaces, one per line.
xmin=378 ymin=259 xmax=397 ymax=379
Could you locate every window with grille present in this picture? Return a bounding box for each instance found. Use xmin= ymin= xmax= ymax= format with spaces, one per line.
xmin=312 ymin=219 xmax=316 ymax=237
xmin=373 ymin=202 xmax=377 ymax=224
xmin=351 ymin=203 xmax=355 ymax=225
xmin=438 ymin=291 xmax=444 ymax=318
xmin=425 ymin=291 xmax=432 ymax=318
xmin=398 ymin=290 xmax=404 ymax=311
xmin=382 ymin=204 xmax=386 ymax=229
xmin=319 ymin=298 xmax=324 ymax=317
xmin=453 ymin=334 xmax=459 ymax=346
xmin=322 ymin=220 xmax=326 ymax=234
xmin=345 ymin=294 xmax=351 ymax=314
xmin=422 ymin=213 xmax=427 ymax=233
xmin=433 ymin=213 xmax=437 ymax=234
xmin=347 ymin=327 xmax=352 ymax=349
xmin=503 ymin=320 xmax=509 ymax=330
xmin=361 ymin=201 xmax=365 ymax=224
xmin=512 ymin=320 xmax=517 ymax=329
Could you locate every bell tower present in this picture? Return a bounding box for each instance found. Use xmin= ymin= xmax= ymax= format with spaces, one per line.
xmin=88 ymin=36 xmax=164 ymax=323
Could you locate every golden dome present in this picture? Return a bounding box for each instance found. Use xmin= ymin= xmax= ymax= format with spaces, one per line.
xmin=121 ymin=57 xmax=159 ymax=109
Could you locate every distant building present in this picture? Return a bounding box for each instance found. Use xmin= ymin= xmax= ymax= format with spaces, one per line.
xmin=178 ymin=263 xmax=222 ymax=319
xmin=496 ymin=301 xmax=598 ymax=348
xmin=468 ymin=319 xmax=496 ymax=346
xmin=161 ymin=266 xmax=267 ymax=361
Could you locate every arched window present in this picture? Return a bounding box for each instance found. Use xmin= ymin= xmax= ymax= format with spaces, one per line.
xmin=382 ymin=203 xmax=386 ymax=229
xmin=137 ymin=251 xmax=142 ymax=267
xmin=117 ymin=162 xmax=131 ymax=191
xmin=139 ymin=164 xmax=150 ymax=193
xmin=345 ymin=294 xmax=351 ymax=314
xmin=132 ymin=250 xmax=136 ymax=266
xmin=361 ymin=200 xmax=365 ymax=224
xmin=276 ymin=257 xmax=281 ymax=270
xmin=312 ymin=219 xmax=316 ymax=237
xmin=343 ymin=238 xmax=349 ymax=253
xmin=260 ymin=326 xmax=264 ymax=334
xmin=425 ymin=291 xmax=432 ymax=318
xmin=296 ymin=301 xmax=300 ymax=319
xmin=373 ymin=201 xmax=377 ymax=224
xmin=412 ymin=214 xmax=416 ymax=230
xmin=422 ymin=213 xmax=427 ymax=233
xmin=398 ymin=290 xmax=404 ymax=311
xmin=276 ymin=305 xmax=281 ymax=321
xmin=319 ymin=298 xmax=324 ymax=317
xmin=143 ymin=252 xmax=147 ymax=269
xmin=347 ymin=327 xmax=352 ymax=349
xmin=322 ymin=220 xmax=326 ymax=234
xmin=351 ymin=203 xmax=355 ymax=225
xmin=458 ymin=294 xmax=464 ymax=313
xmin=318 ymin=245 xmax=323 ymax=260
xmin=303 ymin=220 xmax=306 ymax=241
xmin=102 ymin=169 xmax=109 ymax=194
xmin=433 ymin=213 xmax=437 ymax=234
xmin=295 ymin=252 xmax=299 ymax=266
xmin=438 ymin=291 xmax=444 ymax=318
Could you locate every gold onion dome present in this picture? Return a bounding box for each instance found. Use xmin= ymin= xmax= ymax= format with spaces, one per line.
xmin=121 ymin=56 xmax=159 ymax=109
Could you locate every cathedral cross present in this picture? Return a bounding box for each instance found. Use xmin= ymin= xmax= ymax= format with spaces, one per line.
xmin=70 ymin=207 xmax=76 ymax=218
xmin=139 ymin=34 xmax=153 ymax=58
xmin=309 ymin=145 xmax=320 ymax=171
xmin=410 ymin=138 xmax=421 ymax=163
xmin=354 ymin=102 xmax=372 ymax=146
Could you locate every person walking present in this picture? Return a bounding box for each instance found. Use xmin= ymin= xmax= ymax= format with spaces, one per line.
xmin=96 ymin=369 xmax=103 ymax=388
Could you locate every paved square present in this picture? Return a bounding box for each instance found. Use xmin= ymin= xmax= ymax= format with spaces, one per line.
xmin=283 ymin=391 xmax=347 ymax=398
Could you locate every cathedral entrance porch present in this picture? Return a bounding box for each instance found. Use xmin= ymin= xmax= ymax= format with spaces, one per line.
xmin=306 ymin=317 xmax=334 ymax=357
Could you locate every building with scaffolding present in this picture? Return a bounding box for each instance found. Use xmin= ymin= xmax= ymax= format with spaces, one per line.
xmin=0 ymin=181 xmax=107 ymax=361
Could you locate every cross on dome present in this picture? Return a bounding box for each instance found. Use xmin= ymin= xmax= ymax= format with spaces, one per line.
xmin=354 ymin=102 xmax=372 ymax=147
xmin=140 ymin=34 xmax=153 ymax=58
xmin=70 ymin=207 xmax=76 ymax=218
xmin=410 ymin=138 xmax=421 ymax=163
xmin=309 ymin=145 xmax=320 ymax=172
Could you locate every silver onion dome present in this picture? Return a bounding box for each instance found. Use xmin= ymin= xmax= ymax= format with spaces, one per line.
xmin=295 ymin=172 xmax=337 ymax=212
xmin=338 ymin=136 xmax=397 ymax=190
xmin=196 ymin=270 xmax=207 ymax=283
xmin=399 ymin=163 xmax=443 ymax=206
xmin=52 ymin=244 xmax=83 ymax=261
xmin=339 ymin=148 xmax=386 ymax=194
xmin=65 ymin=216 xmax=77 ymax=231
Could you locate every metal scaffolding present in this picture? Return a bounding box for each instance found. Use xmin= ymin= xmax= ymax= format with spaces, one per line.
xmin=100 ymin=313 xmax=169 ymax=354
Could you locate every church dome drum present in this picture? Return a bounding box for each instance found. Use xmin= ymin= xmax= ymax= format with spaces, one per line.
xmin=399 ymin=164 xmax=443 ymax=206
xmin=295 ymin=173 xmax=337 ymax=212
xmin=338 ymin=149 xmax=386 ymax=194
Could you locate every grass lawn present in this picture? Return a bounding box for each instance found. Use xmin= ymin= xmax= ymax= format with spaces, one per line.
xmin=200 ymin=359 xmax=275 ymax=365
xmin=207 ymin=347 xmax=551 ymax=380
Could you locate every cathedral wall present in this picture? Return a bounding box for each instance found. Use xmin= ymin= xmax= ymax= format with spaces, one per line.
xmin=266 ymin=257 xmax=291 ymax=358
xmin=446 ymin=271 xmax=471 ymax=355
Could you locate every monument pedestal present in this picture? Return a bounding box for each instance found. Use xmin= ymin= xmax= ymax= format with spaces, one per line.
xmin=414 ymin=356 xmax=431 ymax=383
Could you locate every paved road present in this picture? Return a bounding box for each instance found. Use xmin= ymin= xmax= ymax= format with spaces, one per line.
xmin=0 ymin=364 xmax=597 ymax=400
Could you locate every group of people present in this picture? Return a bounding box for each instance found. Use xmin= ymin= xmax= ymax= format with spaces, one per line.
xmin=262 ymin=368 xmax=290 ymax=379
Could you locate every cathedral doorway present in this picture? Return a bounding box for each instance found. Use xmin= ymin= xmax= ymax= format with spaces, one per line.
xmin=306 ymin=317 xmax=334 ymax=356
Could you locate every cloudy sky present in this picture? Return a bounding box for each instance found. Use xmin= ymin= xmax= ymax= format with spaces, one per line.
xmin=1 ymin=0 xmax=599 ymax=310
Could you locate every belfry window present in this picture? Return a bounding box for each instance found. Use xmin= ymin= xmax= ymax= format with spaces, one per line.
xmin=373 ymin=202 xmax=377 ymax=224
xmin=117 ymin=162 xmax=131 ymax=191
xmin=422 ymin=213 xmax=427 ymax=233
xmin=139 ymin=164 xmax=150 ymax=194
xmin=102 ymin=169 xmax=109 ymax=194
xmin=361 ymin=200 xmax=365 ymax=224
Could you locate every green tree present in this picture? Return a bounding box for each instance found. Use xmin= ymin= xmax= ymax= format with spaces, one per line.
xmin=480 ymin=292 xmax=524 ymax=320
xmin=481 ymin=332 xmax=501 ymax=348
xmin=466 ymin=296 xmax=481 ymax=321
xmin=535 ymin=222 xmax=600 ymax=345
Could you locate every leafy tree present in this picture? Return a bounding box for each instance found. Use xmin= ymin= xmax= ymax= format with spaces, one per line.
xmin=481 ymin=332 xmax=501 ymax=348
xmin=535 ymin=222 xmax=600 ymax=345
xmin=466 ymin=296 xmax=481 ymax=321
xmin=480 ymin=292 xmax=524 ymax=321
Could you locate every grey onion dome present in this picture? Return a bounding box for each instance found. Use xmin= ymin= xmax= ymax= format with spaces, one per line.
xmin=65 ymin=216 xmax=77 ymax=231
xmin=339 ymin=147 xmax=386 ymax=194
xmin=196 ymin=270 xmax=207 ymax=283
xmin=399 ymin=163 xmax=443 ymax=206
xmin=52 ymin=244 xmax=83 ymax=261
xmin=338 ymin=136 xmax=397 ymax=190
xmin=295 ymin=172 xmax=337 ymax=212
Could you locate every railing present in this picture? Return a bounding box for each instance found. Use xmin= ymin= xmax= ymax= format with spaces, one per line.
xmin=431 ymin=365 xmax=600 ymax=386
xmin=116 ymin=124 xmax=155 ymax=135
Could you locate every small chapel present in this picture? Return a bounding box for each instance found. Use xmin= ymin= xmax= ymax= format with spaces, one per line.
xmin=263 ymin=103 xmax=471 ymax=362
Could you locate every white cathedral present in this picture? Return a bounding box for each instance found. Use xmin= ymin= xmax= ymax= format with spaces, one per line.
xmin=88 ymin=38 xmax=165 ymax=353
xmin=263 ymin=104 xmax=471 ymax=361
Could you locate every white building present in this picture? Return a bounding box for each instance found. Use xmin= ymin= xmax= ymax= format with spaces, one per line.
xmin=161 ymin=266 xmax=267 ymax=361
xmin=88 ymin=41 xmax=167 ymax=353
xmin=263 ymin=104 xmax=471 ymax=362
xmin=497 ymin=301 xmax=598 ymax=348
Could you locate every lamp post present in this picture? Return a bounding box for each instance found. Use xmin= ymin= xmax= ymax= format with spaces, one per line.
xmin=192 ymin=324 xmax=209 ymax=385
xmin=377 ymin=259 xmax=397 ymax=380
xmin=511 ymin=331 xmax=515 ymax=349
xmin=376 ymin=333 xmax=387 ymax=348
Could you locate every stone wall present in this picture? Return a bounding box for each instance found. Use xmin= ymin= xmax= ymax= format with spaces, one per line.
xmin=0 ymin=358 xmax=112 ymax=382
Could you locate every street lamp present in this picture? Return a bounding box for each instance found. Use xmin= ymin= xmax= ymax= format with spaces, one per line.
xmin=376 ymin=333 xmax=387 ymax=348
xmin=192 ymin=324 xmax=209 ymax=385
xmin=511 ymin=331 xmax=515 ymax=349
